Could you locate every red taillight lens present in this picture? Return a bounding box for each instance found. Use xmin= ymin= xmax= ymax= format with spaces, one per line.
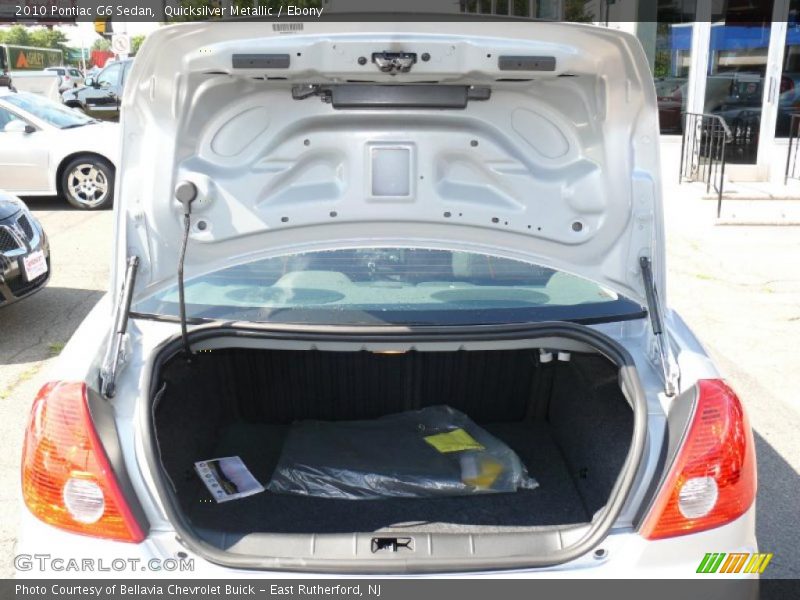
xmin=21 ymin=382 xmax=144 ymax=542
xmin=641 ymin=379 xmax=756 ymax=540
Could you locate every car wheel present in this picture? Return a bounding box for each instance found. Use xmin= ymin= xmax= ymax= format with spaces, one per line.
xmin=60 ymin=157 xmax=115 ymax=210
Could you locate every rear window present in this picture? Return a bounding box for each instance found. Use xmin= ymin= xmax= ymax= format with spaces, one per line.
xmin=69 ymin=69 xmax=81 ymax=77
xmin=2 ymin=92 xmax=94 ymax=129
xmin=134 ymin=247 xmax=645 ymax=327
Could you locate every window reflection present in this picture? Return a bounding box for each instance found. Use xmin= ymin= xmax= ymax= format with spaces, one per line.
xmin=704 ymin=3 xmax=774 ymax=163
xmin=460 ymin=0 xmax=563 ymax=18
xmin=636 ymin=2 xmax=695 ymax=134
xmin=776 ymin=1 xmax=800 ymax=137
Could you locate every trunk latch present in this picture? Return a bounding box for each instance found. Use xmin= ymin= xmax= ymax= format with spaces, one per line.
xmin=371 ymin=537 xmax=414 ymax=553
xmin=372 ymin=52 xmax=417 ymax=74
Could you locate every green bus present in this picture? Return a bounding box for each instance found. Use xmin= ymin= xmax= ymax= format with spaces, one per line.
xmin=0 ymin=44 xmax=63 ymax=75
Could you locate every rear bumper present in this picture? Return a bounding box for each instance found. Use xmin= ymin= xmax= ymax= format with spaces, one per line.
xmin=15 ymin=505 xmax=758 ymax=579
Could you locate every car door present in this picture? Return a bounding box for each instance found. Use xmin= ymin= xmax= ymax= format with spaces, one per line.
xmin=118 ymin=61 xmax=132 ymax=112
xmin=47 ymin=67 xmax=65 ymax=90
xmin=0 ymin=104 xmax=50 ymax=193
xmin=68 ymin=67 xmax=84 ymax=88
xmin=84 ymin=62 xmax=123 ymax=119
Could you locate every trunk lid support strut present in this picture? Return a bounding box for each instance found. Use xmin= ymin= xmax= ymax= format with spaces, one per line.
xmin=101 ymin=180 xmax=198 ymax=398
xmin=99 ymin=255 xmax=139 ymax=399
xmin=640 ymin=256 xmax=679 ymax=396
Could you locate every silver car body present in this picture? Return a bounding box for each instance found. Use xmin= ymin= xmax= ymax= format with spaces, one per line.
xmin=16 ymin=21 xmax=758 ymax=578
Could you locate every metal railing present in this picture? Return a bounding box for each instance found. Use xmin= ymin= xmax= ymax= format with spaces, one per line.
xmin=679 ymin=112 xmax=732 ymax=217
xmin=784 ymin=113 xmax=800 ymax=184
xmin=727 ymin=110 xmax=760 ymax=165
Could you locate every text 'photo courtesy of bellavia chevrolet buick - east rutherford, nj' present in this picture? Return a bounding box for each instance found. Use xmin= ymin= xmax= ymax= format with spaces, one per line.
xmin=3 ymin=6 xmax=799 ymax=600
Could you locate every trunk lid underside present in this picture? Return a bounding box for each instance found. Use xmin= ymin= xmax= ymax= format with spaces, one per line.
xmin=120 ymin=22 xmax=665 ymax=307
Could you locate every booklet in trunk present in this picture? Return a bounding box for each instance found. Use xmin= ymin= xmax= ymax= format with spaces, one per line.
xmin=195 ymin=456 xmax=265 ymax=503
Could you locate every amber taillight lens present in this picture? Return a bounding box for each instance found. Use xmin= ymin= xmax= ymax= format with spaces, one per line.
xmin=641 ymin=379 xmax=756 ymax=540
xmin=21 ymin=381 xmax=144 ymax=542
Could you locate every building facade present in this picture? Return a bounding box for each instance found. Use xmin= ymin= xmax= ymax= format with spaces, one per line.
xmin=599 ymin=1 xmax=799 ymax=184
xmin=458 ymin=0 xmax=800 ymax=183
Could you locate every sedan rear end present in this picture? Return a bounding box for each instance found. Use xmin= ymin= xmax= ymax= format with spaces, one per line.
xmin=16 ymin=21 xmax=758 ymax=581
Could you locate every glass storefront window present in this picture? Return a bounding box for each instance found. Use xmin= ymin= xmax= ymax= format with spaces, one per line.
xmin=461 ymin=0 xmax=563 ymax=18
xmin=636 ymin=2 xmax=696 ymax=134
xmin=776 ymin=0 xmax=800 ymax=137
xmin=704 ymin=2 xmax=774 ymax=163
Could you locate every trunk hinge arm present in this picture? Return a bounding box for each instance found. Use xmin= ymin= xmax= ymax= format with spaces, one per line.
xmin=639 ymin=256 xmax=679 ymax=396
xmin=175 ymin=181 xmax=198 ymax=358
xmin=100 ymin=255 xmax=139 ymax=399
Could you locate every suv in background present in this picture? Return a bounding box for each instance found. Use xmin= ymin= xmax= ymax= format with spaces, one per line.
xmin=62 ymin=58 xmax=133 ymax=120
xmin=44 ymin=66 xmax=85 ymax=92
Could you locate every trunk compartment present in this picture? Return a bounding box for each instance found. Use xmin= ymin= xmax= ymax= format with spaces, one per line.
xmin=152 ymin=343 xmax=636 ymax=543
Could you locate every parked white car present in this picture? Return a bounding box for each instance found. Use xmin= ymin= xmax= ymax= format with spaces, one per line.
xmin=0 ymin=87 xmax=118 ymax=209
xmin=44 ymin=66 xmax=86 ymax=92
xmin=6 ymin=70 xmax=61 ymax=102
xmin=16 ymin=21 xmax=758 ymax=582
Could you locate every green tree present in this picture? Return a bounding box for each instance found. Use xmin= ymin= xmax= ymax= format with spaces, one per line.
xmin=565 ymin=0 xmax=593 ymax=22
xmin=652 ymin=23 xmax=672 ymax=79
xmin=131 ymin=34 xmax=146 ymax=55
xmin=27 ymin=28 xmax=69 ymax=49
xmin=0 ymin=26 xmax=69 ymax=49
xmin=92 ymin=38 xmax=111 ymax=51
xmin=0 ymin=25 xmax=31 ymax=46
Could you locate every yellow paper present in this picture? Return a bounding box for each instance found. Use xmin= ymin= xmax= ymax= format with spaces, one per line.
xmin=424 ymin=428 xmax=485 ymax=453
xmin=462 ymin=457 xmax=504 ymax=489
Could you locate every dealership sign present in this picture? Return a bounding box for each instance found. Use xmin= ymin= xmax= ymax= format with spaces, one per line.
xmin=65 ymin=47 xmax=90 ymax=62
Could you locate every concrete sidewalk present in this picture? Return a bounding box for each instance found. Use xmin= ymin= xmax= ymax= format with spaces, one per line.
xmin=664 ymin=191 xmax=800 ymax=578
xmin=664 ymin=179 xmax=800 ymax=225
xmin=660 ymin=134 xmax=800 ymax=225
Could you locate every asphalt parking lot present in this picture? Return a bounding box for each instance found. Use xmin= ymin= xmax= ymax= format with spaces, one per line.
xmin=0 ymin=195 xmax=798 ymax=578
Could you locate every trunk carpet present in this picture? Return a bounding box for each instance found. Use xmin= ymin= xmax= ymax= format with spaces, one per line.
xmin=175 ymin=421 xmax=591 ymax=535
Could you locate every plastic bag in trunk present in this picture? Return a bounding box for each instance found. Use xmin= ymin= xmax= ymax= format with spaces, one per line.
xmin=266 ymin=405 xmax=539 ymax=499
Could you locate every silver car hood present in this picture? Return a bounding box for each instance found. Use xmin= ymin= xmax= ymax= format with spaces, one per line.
xmin=117 ymin=21 xmax=665 ymax=307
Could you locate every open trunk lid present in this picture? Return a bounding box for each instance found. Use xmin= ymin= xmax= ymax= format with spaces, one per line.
xmin=117 ymin=21 xmax=666 ymax=308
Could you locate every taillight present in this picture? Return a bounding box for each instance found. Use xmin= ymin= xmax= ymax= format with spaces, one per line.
xmin=641 ymin=379 xmax=756 ymax=540
xmin=21 ymin=382 xmax=144 ymax=542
